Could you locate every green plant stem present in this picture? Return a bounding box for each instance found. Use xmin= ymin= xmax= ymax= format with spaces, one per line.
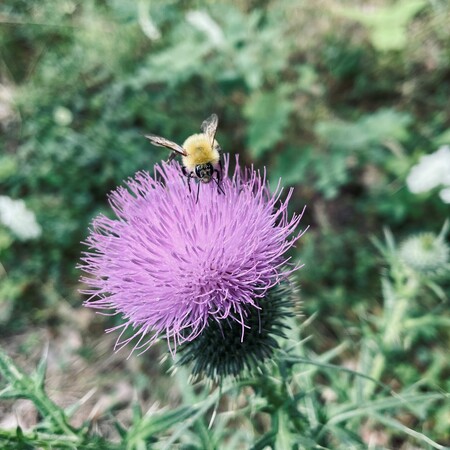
xmin=0 ymin=348 xmax=78 ymax=439
xmin=195 ymin=419 xmax=215 ymax=450
xmin=0 ymin=429 xmax=79 ymax=449
xmin=382 ymin=296 xmax=409 ymax=347
xmin=365 ymin=295 xmax=410 ymax=398
xmin=0 ymin=429 xmax=121 ymax=450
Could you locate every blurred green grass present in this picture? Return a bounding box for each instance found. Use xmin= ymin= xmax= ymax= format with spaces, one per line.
xmin=0 ymin=0 xmax=449 ymax=447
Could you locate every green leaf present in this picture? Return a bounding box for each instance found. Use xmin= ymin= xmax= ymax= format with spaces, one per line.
xmin=16 ymin=426 xmax=24 ymax=440
xmin=250 ymin=431 xmax=276 ymax=450
xmin=131 ymin=394 xmax=143 ymax=423
xmin=125 ymin=405 xmax=194 ymax=449
xmin=328 ymin=392 xmax=445 ymax=425
xmin=337 ymin=0 xmax=427 ymax=51
xmin=434 ymin=129 xmax=450 ymax=146
xmin=244 ymin=90 xmax=292 ymax=159
xmin=132 ymin=40 xmax=212 ymax=88
xmin=371 ymin=411 xmax=448 ymax=450
xmin=34 ymin=346 xmax=49 ymax=390
xmin=275 ymin=410 xmax=295 ymax=450
xmin=313 ymin=150 xmax=349 ymax=199
xmin=316 ymin=109 xmax=412 ymax=154
xmin=0 ymin=385 xmax=21 ymax=399
xmin=270 ymin=146 xmax=312 ymax=187
xmin=0 ymin=156 xmax=17 ymax=181
xmin=0 ymin=347 xmax=77 ymax=438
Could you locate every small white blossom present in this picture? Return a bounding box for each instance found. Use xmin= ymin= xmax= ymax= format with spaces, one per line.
xmin=439 ymin=187 xmax=450 ymax=204
xmin=53 ymin=106 xmax=73 ymax=126
xmin=0 ymin=196 xmax=42 ymax=240
xmin=406 ymin=146 xmax=450 ymax=200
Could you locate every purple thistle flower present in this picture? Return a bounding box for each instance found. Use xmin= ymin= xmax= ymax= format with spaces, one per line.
xmin=79 ymin=155 xmax=306 ymax=355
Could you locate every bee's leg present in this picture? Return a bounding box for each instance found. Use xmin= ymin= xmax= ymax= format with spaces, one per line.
xmin=218 ymin=149 xmax=224 ymax=179
xmin=167 ymin=151 xmax=178 ymax=163
xmin=218 ymin=157 xmax=225 ymax=194
xmin=213 ymin=167 xmax=225 ymax=195
xmin=196 ymin=182 xmax=201 ymax=204
xmin=181 ymin=166 xmax=192 ymax=194
xmin=182 ymin=168 xmax=200 ymax=204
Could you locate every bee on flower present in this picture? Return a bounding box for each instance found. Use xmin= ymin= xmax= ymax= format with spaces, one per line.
xmin=145 ymin=114 xmax=224 ymax=200
xmin=79 ymin=118 xmax=306 ymax=379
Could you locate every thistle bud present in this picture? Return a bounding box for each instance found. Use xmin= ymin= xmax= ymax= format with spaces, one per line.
xmin=176 ymin=282 xmax=298 ymax=381
xmin=398 ymin=232 xmax=449 ymax=276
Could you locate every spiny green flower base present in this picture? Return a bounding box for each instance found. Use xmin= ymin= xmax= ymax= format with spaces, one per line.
xmin=177 ymin=282 xmax=297 ymax=381
xmin=398 ymin=231 xmax=449 ymax=276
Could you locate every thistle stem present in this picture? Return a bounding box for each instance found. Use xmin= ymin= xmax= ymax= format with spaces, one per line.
xmin=0 ymin=348 xmax=78 ymax=439
xmin=365 ymin=293 xmax=412 ymax=398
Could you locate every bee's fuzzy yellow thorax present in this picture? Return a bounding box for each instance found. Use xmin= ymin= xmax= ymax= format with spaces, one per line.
xmin=182 ymin=133 xmax=220 ymax=171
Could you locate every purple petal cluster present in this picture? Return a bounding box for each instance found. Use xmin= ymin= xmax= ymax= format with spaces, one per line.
xmin=79 ymin=155 xmax=305 ymax=354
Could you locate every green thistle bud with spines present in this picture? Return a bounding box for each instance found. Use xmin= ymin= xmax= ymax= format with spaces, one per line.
xmin=176 ymin=281 xmax=299 ymax=382
xmin=398 ymin=223 xmax=449 ymax=276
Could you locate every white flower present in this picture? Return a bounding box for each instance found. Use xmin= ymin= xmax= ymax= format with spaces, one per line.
xmin=439 ymin=187 xmax=450 ymax=204
xmin=406 ymin=145 xmax=450 ymax=202
xmin=0 ymin=196 xmax=42 ymax=240
xmin=53 ymin=106 xmax=73 ymax=126
xmin=406 ymin=145 xmax=450 ymax=193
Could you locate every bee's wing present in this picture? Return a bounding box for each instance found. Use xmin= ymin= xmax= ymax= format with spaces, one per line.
xmin=201 ymin=114 xmax=218 ymax=145
xmin=144 ymin=134 xmax=187 ymax=156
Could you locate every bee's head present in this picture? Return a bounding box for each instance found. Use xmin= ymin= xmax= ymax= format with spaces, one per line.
xmin=195 ymin=163 xmax=213 ymax=183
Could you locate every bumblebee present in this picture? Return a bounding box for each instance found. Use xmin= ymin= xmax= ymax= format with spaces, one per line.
xmin=145 ymin=114 xmax=224 ymax=196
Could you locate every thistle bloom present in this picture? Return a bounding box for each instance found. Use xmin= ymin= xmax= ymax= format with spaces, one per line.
xmin=79 ymin=155 xmax=305 ymax=355
xmin=398 ymin=224 xmax=450 ymax=276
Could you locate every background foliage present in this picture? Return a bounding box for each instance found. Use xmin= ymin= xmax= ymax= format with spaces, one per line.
xmin=0 ymin=0 xmax=449 ymax=448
